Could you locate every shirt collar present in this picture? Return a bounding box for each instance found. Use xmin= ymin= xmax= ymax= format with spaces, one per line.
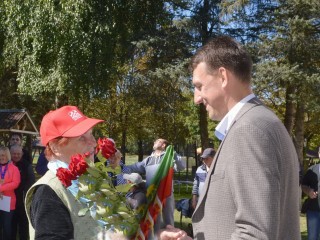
xmin=151 ymin=151 xmax=165 ymax=157
xmin=47 ymin=159 xmax=80 ymax=197
xmin=47 ymin=159 xmax=69 ymax=174
xmin=215 ymin=93 xmax=255 ymax=140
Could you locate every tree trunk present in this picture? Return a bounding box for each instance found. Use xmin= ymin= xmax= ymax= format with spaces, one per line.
xmin=121 ymin=128 xmax=126 ymax=164
xmin=294 ymin=102 xmax=304 ymax=168
xmin=137 ymin=139 xmax=144 ymax=162
xmin=283 ymin=84 xmax=296 ymax=134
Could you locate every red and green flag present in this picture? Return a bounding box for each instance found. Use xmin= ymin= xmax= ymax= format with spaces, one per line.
xmin=135 ymin=145 xmax=175 ymax=240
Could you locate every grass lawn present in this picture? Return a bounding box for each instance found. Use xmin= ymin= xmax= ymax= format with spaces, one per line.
xmin=301 ymin=214 xmax=307 ymax=240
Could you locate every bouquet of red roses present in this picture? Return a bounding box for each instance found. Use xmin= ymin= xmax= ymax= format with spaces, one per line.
xmin=56 ymin=153 xmax=89 ymax=187
xmin=56 ymin=137 xmax=144 ymax=238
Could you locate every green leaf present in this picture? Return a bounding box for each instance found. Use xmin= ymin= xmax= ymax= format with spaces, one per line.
xmin=104 ymin=166 xmax=121 ymax=175
xmin=115 ymin=183 xmax=132 ymax=193
xmin=78 ymin=207 xmax=89 ymax=217
xmin=94 ymin=162 xmax=105 ymax=169
xmin=86 ymin=167 xmax=101 ymax=178
xmin=112 ymin=165 xmax=122 ymax=175
xmin=95 ymin=151 xmax=106 ymax=164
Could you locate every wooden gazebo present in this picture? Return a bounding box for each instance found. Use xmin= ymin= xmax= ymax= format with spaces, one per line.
xmin=0 ymin=109 xmax=39 ymax=152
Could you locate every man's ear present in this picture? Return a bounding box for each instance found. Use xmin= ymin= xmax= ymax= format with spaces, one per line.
xmin=218 ymin=67 xmax=228 ymax=88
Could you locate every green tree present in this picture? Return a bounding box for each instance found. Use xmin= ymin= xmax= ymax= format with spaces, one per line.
xmin=247 ymin=0 xmax=320 ymax=165
xmin=2 ymin=0 xmax=195 ymax=158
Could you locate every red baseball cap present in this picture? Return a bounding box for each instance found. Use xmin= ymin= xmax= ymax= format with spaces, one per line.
xmin=40 ymin=106 xmax=104 ymax=146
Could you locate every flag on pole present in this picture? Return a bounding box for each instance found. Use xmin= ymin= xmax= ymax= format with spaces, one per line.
xmin=135 ymin=145 xmax=175 ymax=240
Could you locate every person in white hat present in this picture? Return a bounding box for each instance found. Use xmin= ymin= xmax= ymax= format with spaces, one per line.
xmin=123 ymin=173 xmax=147 ymax=210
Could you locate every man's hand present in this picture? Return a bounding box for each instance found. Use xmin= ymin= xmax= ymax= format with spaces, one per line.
xmin=308 ymin=189 xmax=318 ymax=199
xmin=157 ymin=225 xmax=192 ymax=240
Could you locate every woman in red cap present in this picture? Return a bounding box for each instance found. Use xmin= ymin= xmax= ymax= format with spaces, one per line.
xmin=24 ymin=106 xmax=124 ymax=240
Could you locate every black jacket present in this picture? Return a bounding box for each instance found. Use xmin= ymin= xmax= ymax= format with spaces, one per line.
xmin=14 ymin=159 xmax=35 ymax=207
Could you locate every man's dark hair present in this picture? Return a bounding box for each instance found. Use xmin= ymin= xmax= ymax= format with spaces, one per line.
xmin=162 ymin=139 xmax=169 ymax=147
xmin=189 ymin=35 xmax=252 ymax=83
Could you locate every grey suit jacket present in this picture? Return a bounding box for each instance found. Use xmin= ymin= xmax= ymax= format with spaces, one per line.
xmin=192 ymin=98 xmax=301 ymax=240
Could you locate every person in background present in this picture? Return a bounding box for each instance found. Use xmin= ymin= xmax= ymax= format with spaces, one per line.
xmin=123 ymin=173 xmax=147 ymax=210
xmin=158 ymin=36 xmax=300 ymax=239
xmin=35 ymin=149 xmax=49 ymax=176
xmin=195 ymin=147 xmax=202 ymax=164
xmin=9 ymin=133 xmax=32 ymax=164
xmin=0 ymin=146 xmax=20 ymax=240
xmin=301 ymin=146 xmax=320 ymax=240
xmin=24 ymin=105 xmax=124 ymax=240
xmin=126 ymin=138 xmax=185 ymax=234
xmin=10 ymin=144 xmax=35 ymax=240
xmin=191 ymin=148 xmax=215 ymax=209
xmin=93 ymin=138 xmax=128 ymax=186
xmin=106 ymin=147 xmax=130 ymax=186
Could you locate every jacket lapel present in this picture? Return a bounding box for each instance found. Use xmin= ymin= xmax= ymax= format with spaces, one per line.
xmin=193 ymin=97 xmax=263 ymax=215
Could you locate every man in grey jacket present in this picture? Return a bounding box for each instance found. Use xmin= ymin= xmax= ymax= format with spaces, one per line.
xmin=158 ymin=36 xmax=300 ymax=240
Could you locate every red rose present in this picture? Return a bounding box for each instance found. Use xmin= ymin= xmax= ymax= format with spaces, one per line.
xmin=69 ymin=154 xmax=80 ymax=177
xmin=96 ymin=138 xmax=116 ymax=159
xmin=69 ymin=154 xmax=88 ymax=176
xmin=75 ymin=156 xmax=88 ymax=176
xmin=56 ymin=168 xmax=75 ymax=187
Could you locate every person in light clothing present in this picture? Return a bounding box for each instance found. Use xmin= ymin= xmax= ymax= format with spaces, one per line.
xmin=126 ymin=138 xmax=185 ymax=234
xmin=191 ymin=148 xmax=215 ymax=209
xmin=158 ymin=36 xmax=300 ymax=240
